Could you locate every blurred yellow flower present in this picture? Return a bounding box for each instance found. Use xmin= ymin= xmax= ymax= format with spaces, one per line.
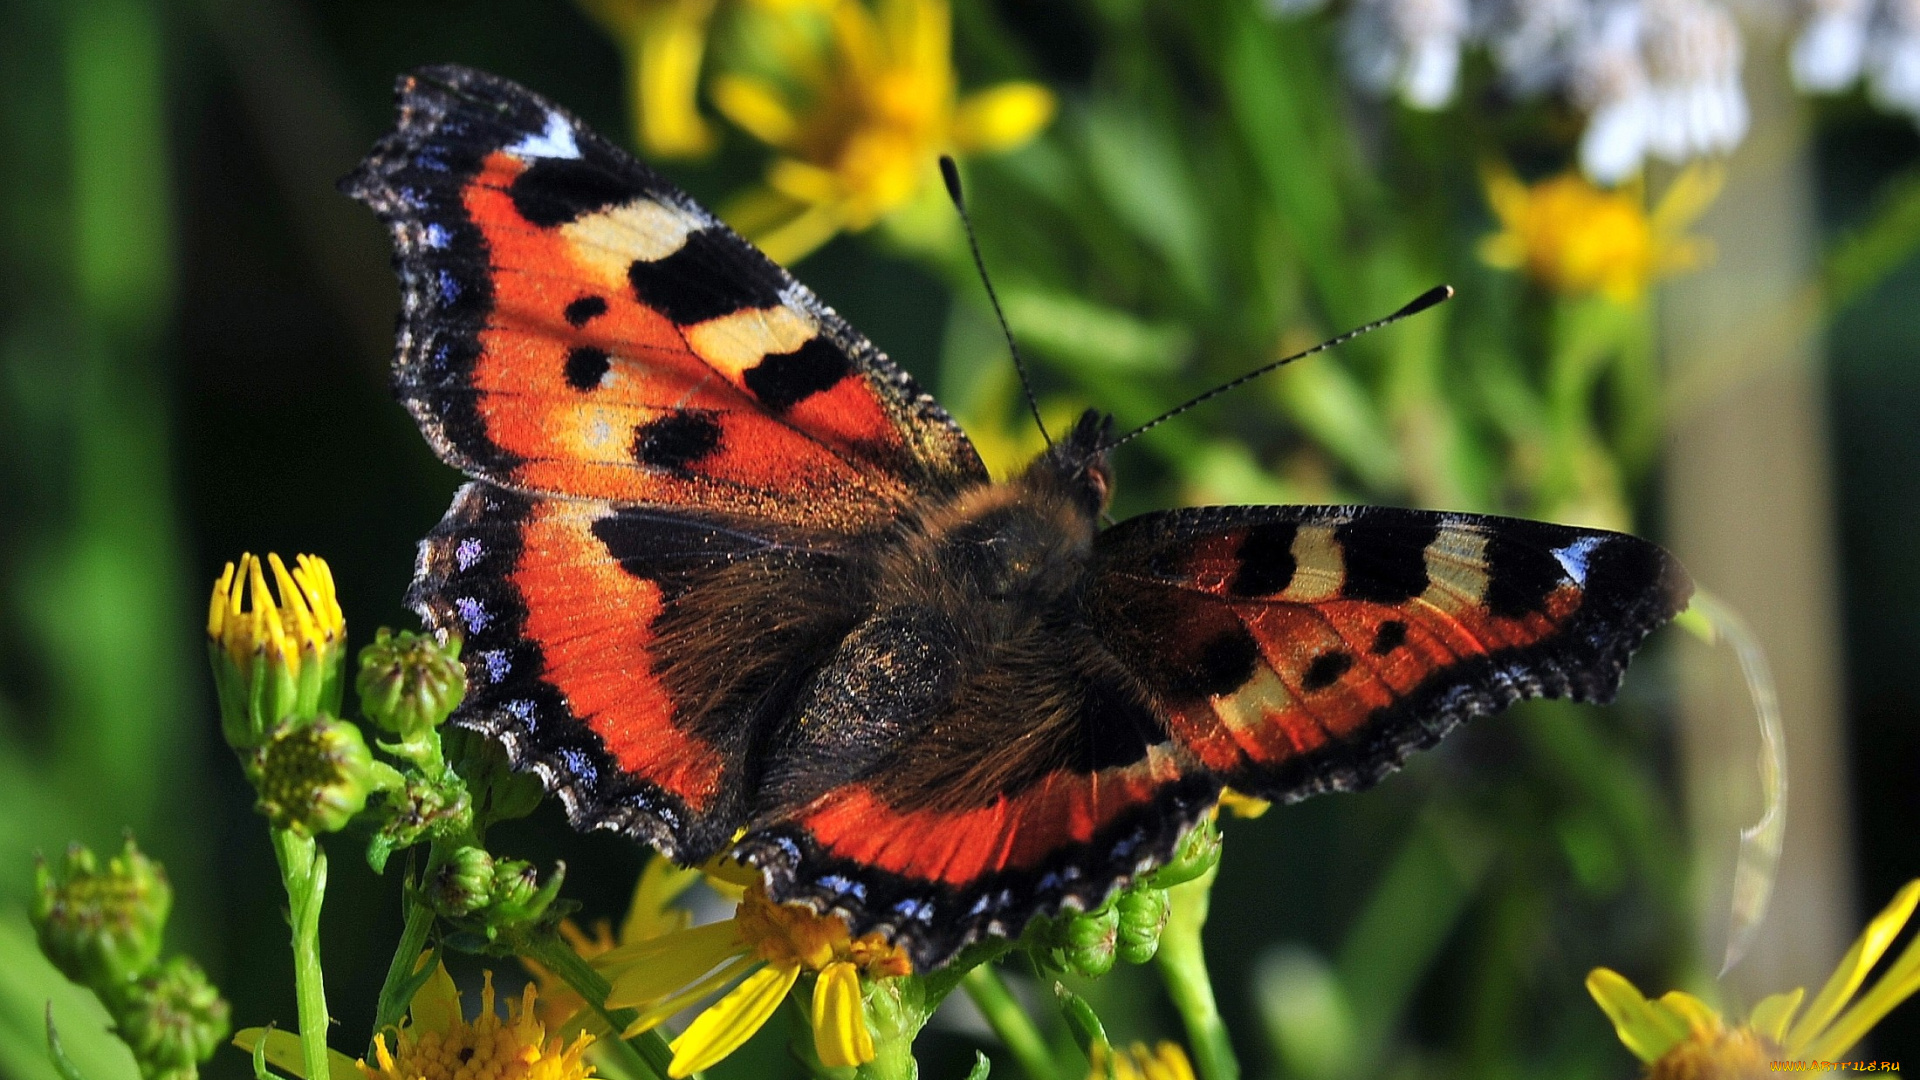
xmin=712 ymin=0 xmax=1055 ymax=262
xmin=1479 ymin=164 xmax=1721 ymax=303
xmin=1087 ymin=1040 xmax=1197 ymax=1080
xmin=1588 ymin=878 xmax=1920 ymax=1078
xmin=235 ymin=961 xmax=593 ymax=1080
xmin=578 ymin=0 xmax=724 ymax=158
xmin=601 ymin=879 xmax=910 ymax=1076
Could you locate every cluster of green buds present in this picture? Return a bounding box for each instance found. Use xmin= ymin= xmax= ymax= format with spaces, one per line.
xmin=32 ymin=839 xmax=229 ymax=1080
xmin=427 ymin=846 xmax=567 ymax=937
xmin=1033 ymin=816 xmax=1221 ymax=978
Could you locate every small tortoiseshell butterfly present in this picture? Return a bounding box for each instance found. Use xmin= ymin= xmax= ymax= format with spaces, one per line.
xmin=346 ymin=66 xmax=1692 ymax=970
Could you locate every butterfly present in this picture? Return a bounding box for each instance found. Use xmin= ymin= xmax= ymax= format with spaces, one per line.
xmin=345 ymin=65 xmax=1692 ymax=970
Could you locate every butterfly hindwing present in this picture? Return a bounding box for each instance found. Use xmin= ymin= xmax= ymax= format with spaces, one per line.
xmin=412 ymin=481 xmax=869 ymax=860
xmin=343 ymin=65 xmax=986 ymax=529
xmin=736 ymin=613 xmax=1218 ymax=967
xmin=1088 ymin=505 xmax=1692 ymax=802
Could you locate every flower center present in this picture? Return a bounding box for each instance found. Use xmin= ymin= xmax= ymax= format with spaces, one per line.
xmin=732 ymin=885 xmax=911 ymax=978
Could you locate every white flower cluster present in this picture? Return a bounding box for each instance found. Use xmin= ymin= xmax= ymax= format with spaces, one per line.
xmin=1273 ymin=0 xmax=1751 ymax=183
xmin=1789 ymin=0 xmax=1920 ymax=120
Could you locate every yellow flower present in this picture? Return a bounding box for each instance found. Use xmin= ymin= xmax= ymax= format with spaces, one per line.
xmin=1479 ymin=164 xmax=1721 ymax=303
xmin=601 ymin=880 xmax=911 ymax=1076
xmin=208 ymin=552 xmax=343 ymax=676
xmin=712 ymin=0 xmax=1055 ymax=262
xmin=207 ymin=553 xmax=346 ymax=749
xmin=1087 ymin=1040 xmax=1197 ymax=1080
xmin=578 ymin=0 xmax=724 ymax=158
xmin=1588 ymin=878 xmax=1920 ymax=1079
xmin=235 ymin=961 xmax=593 ymax=1080
xmin=523 ymin=853 xmax=704 ymax=1028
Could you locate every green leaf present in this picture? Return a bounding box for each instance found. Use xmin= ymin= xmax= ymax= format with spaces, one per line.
xmin=45 ymin=1005 xmax=87 ymax=1080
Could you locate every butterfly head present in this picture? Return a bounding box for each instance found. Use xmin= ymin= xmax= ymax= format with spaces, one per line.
xmin=1023 ymin=408 xmax=1115 ymax=519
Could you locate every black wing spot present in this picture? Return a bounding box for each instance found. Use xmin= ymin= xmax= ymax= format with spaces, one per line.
xmin=1337 ymin=519 xmax=1435 ymax=603
xmin=1484 ymin=523 xmax=1571 ymax=618
xmin=632 ymin=412 xmax=722 ymax=471
xmin=743 ymin=337 xmax=853 ymax=412
xmin=509 ymin=159 xmax=645 ymax=227
xmin=1229 ymin=521 xmax=1298 ymax=597
xmin=628 ymin=229 xmax=784 ymax=325
xmin=1302 ymin=651 xmax=1353 ymax=691
xmin=1170 ymin=629 xmax=1261 ymax=700
xmin=564 ymin=295 xmax=608 ymax=326
xmin=564 ymin=346 xmax=611 ymax=390
xmin=1370 ymin=620 xmax=1408 ymax=655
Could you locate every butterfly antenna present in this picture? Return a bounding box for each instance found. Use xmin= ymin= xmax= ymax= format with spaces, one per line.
xmin=1102 ymin=284 xmax=1455 ymax=451
xmin=941 ymin=156 xmax=1051 ymax=448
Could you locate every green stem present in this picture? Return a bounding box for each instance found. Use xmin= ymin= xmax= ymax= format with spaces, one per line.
xmin=856 ymin=976 xmax=927 ymax=1080
xmin=372 ymin=894 xmax=436 ymax=1034
xmin=517 ymin=928 xmax=676 ymax=1080
xmin=272 ymin=829 xmax=331 ymax=1080
xmin=1156 ymin=868 xmax=1238 ymax=1080
xmin=961 ymin=965 xmax=1057 ymax=1080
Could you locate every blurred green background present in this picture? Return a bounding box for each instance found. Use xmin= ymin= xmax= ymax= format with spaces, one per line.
xmin=2 ymin=0 xmax=1917 ymax=1077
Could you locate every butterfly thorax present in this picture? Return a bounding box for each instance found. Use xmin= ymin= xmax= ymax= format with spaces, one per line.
xmin=877 ymin=410 xmax=1114 ymax=619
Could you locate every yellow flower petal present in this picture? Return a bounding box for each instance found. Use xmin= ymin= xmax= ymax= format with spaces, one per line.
xmin=1216 ymin=789 xmax=1270 ymax=819
xmin=624 ymin=953 xmax=763 ymax=1037
xmin=1802 ymin=890 xmax=1920 ymax=1060
xmin=1747 ymin=987 xmax=1804 ymax=1046
xmin=1585 ymin=968 xmax=1695 ymax=1063
xmin=810 ymin=960 xmax=875 ymax=1067
xmin=603 ymin=919 xmax=749 ymax=1009
xmin=231 ymin=1028 xmax=362 ymax=1080
xmin=668 ymin=962 xmax=802 ymax=1077
xmin=1786 ymin=878 xmax=1920 ymax=1051
xmin=952 ymin=83 xmax=1055 ymax=153
xmin=749 ymin=199 xmax=848 ymax=265
xmin=621 ymin=854 xmax=702 ymax=944
xmin=408 ymin=957 xmax=463 ymax=1035
xmin=712 ymin=76 xmax=801 ymax=148
xmin=634 ymin=0 xmax=721 ymax=158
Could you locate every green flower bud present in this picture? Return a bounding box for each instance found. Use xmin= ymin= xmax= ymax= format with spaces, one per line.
xmin=356 ymin=628 xmax=466 ymax=744
xmin=487 ymin=858 xmax=565 ymax=926
xmin=431 ymin=846 xmax=495 ymax=916
xmin=1053 ymin=904 xmax=1119 ymax=978
xmin=367 ymin=775 xmax=472 ymax=873
xmin=32 ymin=839 xmax=172 ymax=991
xmin=113 ymin=956 xmax=230 ymax=1080
xmin=1115 ymin=886 xmax=1170 ymax=964
xmin=249 ymin=716 xmax=388 ymax=835
xmin=206 ymin=554 xmax=345 ymax=749
xmin=1147 ymin=815 xmax=1221 ymax=889
xmin=447 ymin=727 xmax=543 ymax=826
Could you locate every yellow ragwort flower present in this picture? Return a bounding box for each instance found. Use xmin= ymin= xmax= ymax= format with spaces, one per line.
xmin=601 ymin=879 xmax=911 ymax=1076
xmin=1589 ymin=878 xmax=1920 ymax=1079
xmin=208 ymin=552 xmax=346 ymax=748
xmin=578 ymin=0 xmax=724 ymax=158
xmin=1479 ymin=164 xmax=1721 ymax=303
xmin=1087 ymin=1040 xmax=1197 ymax=1080
xmin=235 ymin=961 xmax=592 ymax=1080
xmin=208 ymin=553 xmax=343 ymax=676
xmin=712 ymin=0 xmax=1054 ymax=262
